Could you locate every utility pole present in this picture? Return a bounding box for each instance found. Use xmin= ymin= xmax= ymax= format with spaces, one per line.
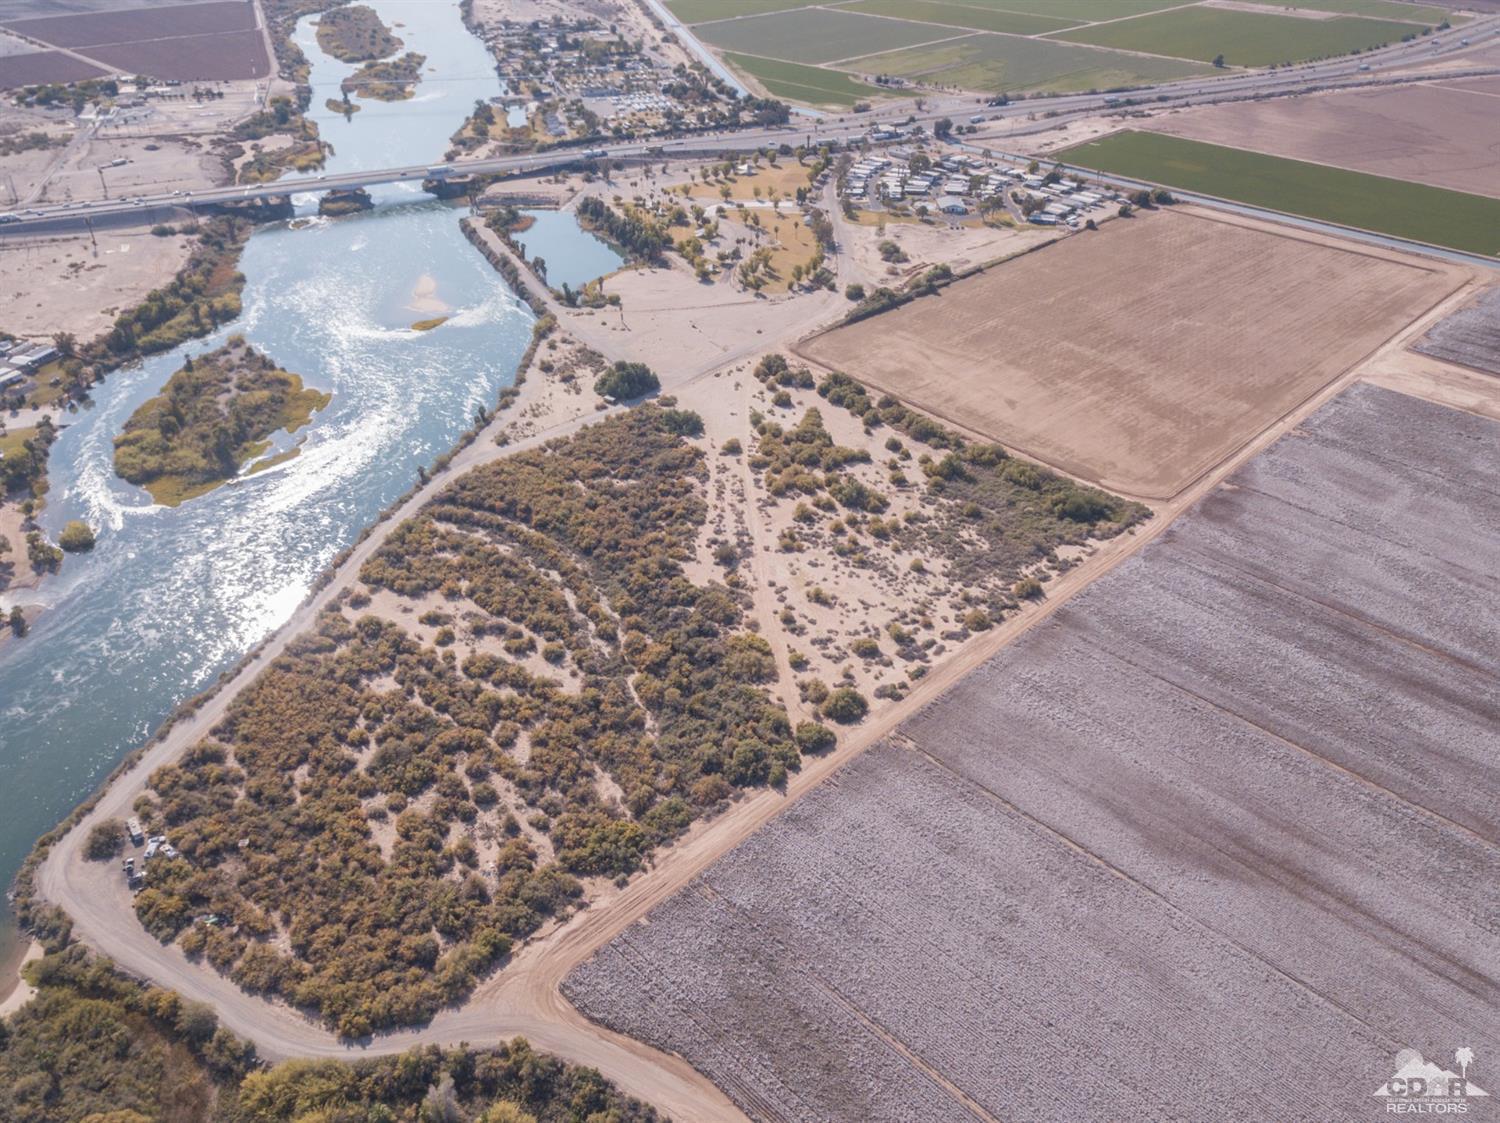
xmin=96 ymin=165 xmax=109 ymax=200
xmin=85 ymin=215 xmax=97 ymax=256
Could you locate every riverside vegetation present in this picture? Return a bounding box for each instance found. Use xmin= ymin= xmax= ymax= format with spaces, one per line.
xmin=112 ymin=338 xmax=330 ymax=506
xmin=345 ymin=53 xmax=427 ymax=101
xmin=126 ymin=403 xmax=816 ymax=1036
xmin=315 ymin=3 xmax=402 ymax=62
xmin=0 ymin=945 xmax=660 ymax=1122
xmin=751 ymin=355 xmax=1146 ymax=623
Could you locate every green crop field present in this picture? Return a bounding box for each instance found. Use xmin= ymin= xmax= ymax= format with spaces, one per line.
xmin=694 ymin=7 xmax=960 ymax=63
xmin=1059 ymin=131 xmax=1500 ymax=256
xmin=666 ymin=0 xmax=817 ymax=23
xmin=943 ymin=0 xmax=1188 ymax=17
xmin=844 ymin=32 xmax=1210 ymax=93
xmin=722 ymin=51 xmax=888 ymax=105
xmin=838 ymin=0 xmax=1079 ymax=35
xmin=1277 ymin=0 xmax=1452 ymax=19
xmin=1054 ymin=8 xmax=1430 ymax=67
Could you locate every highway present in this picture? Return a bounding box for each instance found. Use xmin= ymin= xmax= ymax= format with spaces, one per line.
xmin=3 ymin=15 xmax=1496 ymax=237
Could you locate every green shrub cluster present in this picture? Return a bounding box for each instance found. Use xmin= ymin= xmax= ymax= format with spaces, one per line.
xmin=91 ymin=218 xmax=250 ymax=366
xmin=593 ymin=361 xmax=659 ymax=402
xmin=816 ymin=371 xmax=963 ymax=450
xmin=133 ymin=406 xmax=800 ymax=1035
xmin=0 ymin=946 xmax=660 ymax=1123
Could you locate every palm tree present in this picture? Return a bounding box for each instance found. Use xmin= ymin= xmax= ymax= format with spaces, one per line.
xmin=1456 ymin=1047 xmax=1474 ymax=1081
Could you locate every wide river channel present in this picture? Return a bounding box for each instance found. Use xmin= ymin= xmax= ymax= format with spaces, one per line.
xmin=0 ymin=0 xmax=620 ymax=979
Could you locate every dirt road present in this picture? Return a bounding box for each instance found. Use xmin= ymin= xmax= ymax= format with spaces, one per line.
xmin=32 ymin=237 xmax=1482 ymax=1116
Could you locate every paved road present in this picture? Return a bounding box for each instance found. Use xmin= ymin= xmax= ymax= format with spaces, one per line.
xmin=4 ymin=16 xmax=1496 ymax=235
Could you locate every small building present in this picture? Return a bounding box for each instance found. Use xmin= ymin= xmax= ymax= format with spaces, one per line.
xmin=937 ymin=196 xmax=968 ymax=215
xmin=9 ymin=344 xmax=57 ymax=372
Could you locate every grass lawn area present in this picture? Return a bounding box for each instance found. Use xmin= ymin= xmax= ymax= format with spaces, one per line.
xmin=695 ymin=7 xmax=958 ymax=64
xmin=1053 ymin=7 xmax=1429 ymax=67
xmin=1059 ymin=131 xmax=1500 ymax=256
xmin=0 ymin=426 xmax=38 ymax=461
xmin=843 ymin=32 xmax=1210 ymax=93
xmin=838 ymin=0 xmax=1079 ymax=35
xmin=22 ymin=360 xmax=67 ymax=409
xmin=722 ymin=51 xmax=888 ymax=105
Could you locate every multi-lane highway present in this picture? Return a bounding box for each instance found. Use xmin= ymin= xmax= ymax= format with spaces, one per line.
xmin=3 ymin=15 xmax=1497 ymax=237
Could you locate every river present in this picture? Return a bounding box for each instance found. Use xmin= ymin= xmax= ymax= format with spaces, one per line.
xmin=0 ymin=0 xmax=620 ymax=980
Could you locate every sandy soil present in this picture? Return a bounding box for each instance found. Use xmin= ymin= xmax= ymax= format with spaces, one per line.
xmin=1146 ymin=79 xmax=1500 ymax=198
xmin=0 ymin=498 xmax=41 ymax=593
xmin=0 ymin=222 xmax=195 ymax=340
xmin=407 ymin=273 xmax=450 ymax=315
xmin=799 ymin=206 xmax=1474 ymax=500
xmin=0 ymin=939 xmax=41 ymax=1017
xmin=36 ymin=132 xmax=227 ymax=202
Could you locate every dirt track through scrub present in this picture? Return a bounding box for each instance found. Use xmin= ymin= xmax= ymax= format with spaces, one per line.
xmin=565 ymin=383 xmax=1500 ymax=1123
xmin=798 ymin=209 xmax=1467 ymax=499
xmin=1414 ymin=284 xmax=1500 ymax=376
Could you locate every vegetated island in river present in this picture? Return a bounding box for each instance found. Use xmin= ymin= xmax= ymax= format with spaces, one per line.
xmin=315 ymin=2 xmax=402 ymax=62
xmin=343 ymin=51 xmax=426 ymax=102
xmin=112 ymin=337 xmax=330 ymax=506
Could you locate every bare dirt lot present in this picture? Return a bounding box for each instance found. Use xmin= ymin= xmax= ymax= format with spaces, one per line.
xmin=1413 ymin=283 xmax=1500 ymax=377
xmin=0 ymin=222 xmax=194 ymax=339
xmin=798 ymin=208 xmax=1468 ymax=499
xmin=1147 ymin=80 xmax=1500 ymax=198
xmin=566 ymin=382 xmax=1500 ymax=1123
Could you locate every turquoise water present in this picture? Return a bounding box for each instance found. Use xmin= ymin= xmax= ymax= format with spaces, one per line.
xmin=0 ymin=1 xmax=545 ymax=972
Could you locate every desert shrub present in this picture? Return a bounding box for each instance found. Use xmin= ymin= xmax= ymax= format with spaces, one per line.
xmin=83 ymin=819 xmax=123 ymax=860
xmin=594 ymin=360 xmax=659 ymax=401
xmin=136 ymin=405 xmax=801 ymax=1034
xmin=794 ymin=722 xmax=836 ymax=754
xmin=821 ymin=687 xmax=868 ymax=724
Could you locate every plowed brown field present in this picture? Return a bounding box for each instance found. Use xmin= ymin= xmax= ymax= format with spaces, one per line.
xmin=1149 ymin=80 xmax=1500 ymax=199
xmin=798 ymin=209 xmax=1466 ymax=499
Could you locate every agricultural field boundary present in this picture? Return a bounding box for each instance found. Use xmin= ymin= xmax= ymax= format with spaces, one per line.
xmin=796 ymin=207 xmax=1477 ymax=502
xmin=564 ymin=380 xmax=1500 ymax=1122
xmin=1057 ymin=129 xmax=1500 ymax=259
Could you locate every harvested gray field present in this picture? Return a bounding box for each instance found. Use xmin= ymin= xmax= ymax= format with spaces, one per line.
xmin=1 ymin=0 xmax=267 ymax=79
xmin=0 ymin=46 xmax=104 ymax=85
xmin=0 ymin=0 xmax=211 ymax=16
xmin=1414 ymin=284 xmax=1500 ymax=376
xmin=567 ymin=383 xmax=1500 ymax=1123
xmin=1 ymin=0 xmax=253 ymax=45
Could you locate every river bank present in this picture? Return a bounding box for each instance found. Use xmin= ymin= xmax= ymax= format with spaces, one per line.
xmin=0 ymin=0 xmax=527 ymax=979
